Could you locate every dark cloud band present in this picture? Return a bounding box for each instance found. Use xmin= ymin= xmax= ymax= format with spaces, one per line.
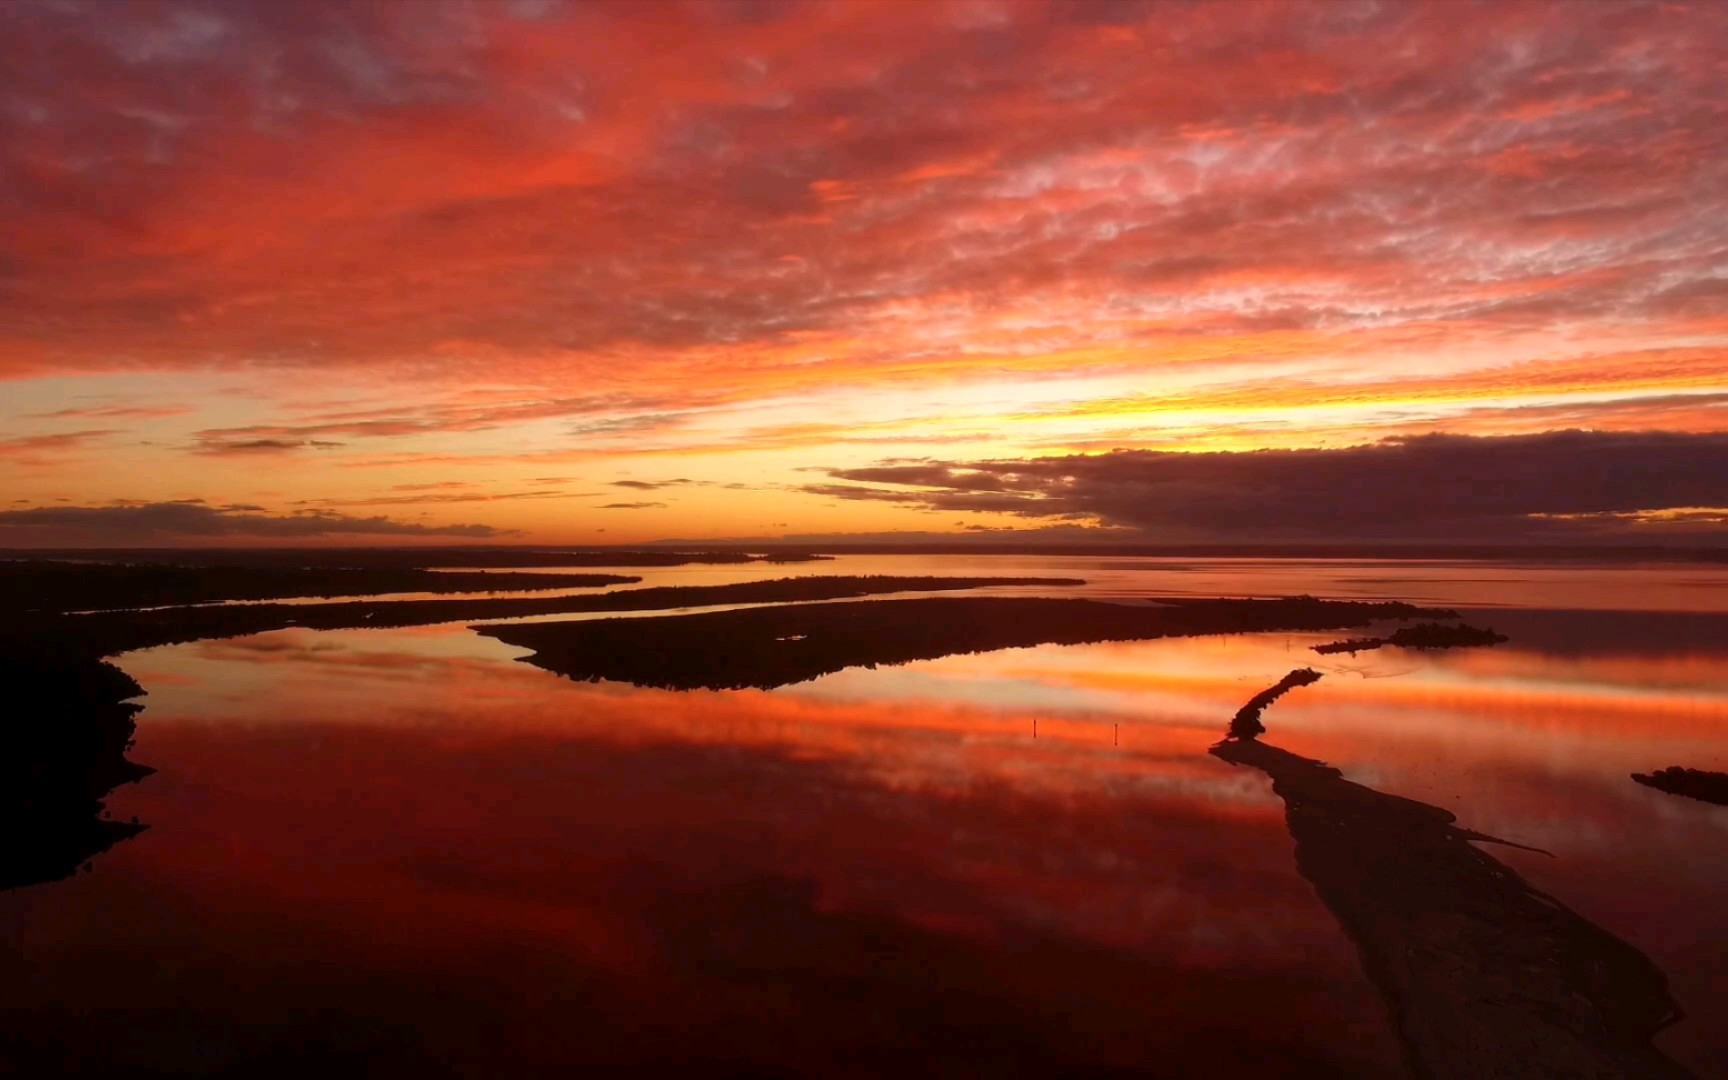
xmin=813 ymin=431 xmax=1728 ymax=542
xmin=0 ymin=502 xmax=512 ymax=542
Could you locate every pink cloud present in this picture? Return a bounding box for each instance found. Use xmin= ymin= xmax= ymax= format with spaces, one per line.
xmin=0 ymin=0 xmax=1720 ymax=402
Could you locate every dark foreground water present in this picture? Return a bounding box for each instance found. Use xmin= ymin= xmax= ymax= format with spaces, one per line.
xmin=3 ymin=557 xmax=1726 ymax=1076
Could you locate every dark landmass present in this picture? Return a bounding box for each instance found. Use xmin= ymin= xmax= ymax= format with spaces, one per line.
xmin=1211 ymin=676 xmax=1691 ymax=1078
xmin=479 ymin=597 xmax=1455 ymax=692
xmin=0 ymin=626 xmax=152 ymax=891
xmin=1387 ymin=622 xmax=1510 ymax=650
xmin=1313 ymin=622 xmax=1508 ymax=655
xmin=1632 ymin=767 xmax=1728 ymax=807
xmin=2 ymin=547 xmax=827 ymax=570
xmin=1153 ymin=595 xmax=1458 ymax=618
xmin=44 ymin=576 xmax=1080 ymax=661
xmin=0 ymin=575 xmax=1080 ymax=890
xmin=1213 ymin=737 xmax=1691 ymax=1079
xmin=1312 ymin=637 xmax=1387 ymax=655
xmin=1227 ymin=668 xmax=1324 ymax=740
xmin=0 ymin=561 xmax=637 ymax=614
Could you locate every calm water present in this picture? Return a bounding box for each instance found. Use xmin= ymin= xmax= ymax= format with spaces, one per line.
xmin=4 ymin=557 xmax=1727 ymax=1075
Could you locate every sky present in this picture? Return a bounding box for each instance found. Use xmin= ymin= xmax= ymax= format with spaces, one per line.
xmin=2 ymin=0 xmax=1727 ymax=547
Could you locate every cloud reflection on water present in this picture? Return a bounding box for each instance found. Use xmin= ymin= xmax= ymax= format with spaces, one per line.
xmin=4 ymin=598 xmax=1726 ymax=1074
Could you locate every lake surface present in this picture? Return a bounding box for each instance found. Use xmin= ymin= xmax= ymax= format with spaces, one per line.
xmin=4 ymin=556 xmax=1726 ymax=1075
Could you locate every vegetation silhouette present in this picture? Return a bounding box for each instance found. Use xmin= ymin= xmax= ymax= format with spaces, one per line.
xmin=1212 ymin=671 xmax=1692 ymax=1079
xmin=481 ymin=597 xmax=1455 ymax=691
xmin=1632 ymin=767 xmax=1728 ymax=807
xmin=1312 ymin=622 xmax=1509 ymax=655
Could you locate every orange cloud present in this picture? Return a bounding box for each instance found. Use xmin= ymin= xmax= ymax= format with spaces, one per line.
xmin=1 ymin=0 xmax=1726 ymax=539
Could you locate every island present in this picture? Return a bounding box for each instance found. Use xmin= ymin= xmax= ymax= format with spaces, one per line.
xmin=1312 ymin=622 xmax=1509 ymax=655
xmin=1632 ymin=767 xmax=1728 ymax=807
xmin=478 ymin=596 xmax=1456 ymax=692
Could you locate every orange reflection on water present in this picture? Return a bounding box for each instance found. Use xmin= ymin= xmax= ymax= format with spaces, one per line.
xmin=123 ymin=627 xmax=1275 ymax=814
xmin=0 ymin=624 xmax=1417 ymax=1076
xmin=6 ymin=602 xmax=1727 ymax=1075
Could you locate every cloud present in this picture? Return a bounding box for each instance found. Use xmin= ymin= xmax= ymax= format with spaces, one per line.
xmin=802 ymin=482 xmax=1061 ymax=517
xmin=811 ymin=431 xmax=1728 ymax=542
xmin=180 ymin=396 xmax=687 ymax=455
xmin=0 ymin=0 xmax=1722 ymax=413
xmin=293 ymin=489 xmax=574 ymax=507
xmin=193 ymin=437 xmax=346 ymax=455
xmin=609 ymin=478 xmax=698 ymax=490
xmin=0 ymin=429 xmax=120 ymax=466
xmin=25 ymin=404 xmax=193 ymax=420
xmin=0 ymin=502 xmax=513 ymax=542
xmin=569 ymin=415 xmax=686 ymax=438
xmin=598 ymin=501 xmax=667 ymax=510
xmin=1 ymin=1 xmax=1726 ymax=534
